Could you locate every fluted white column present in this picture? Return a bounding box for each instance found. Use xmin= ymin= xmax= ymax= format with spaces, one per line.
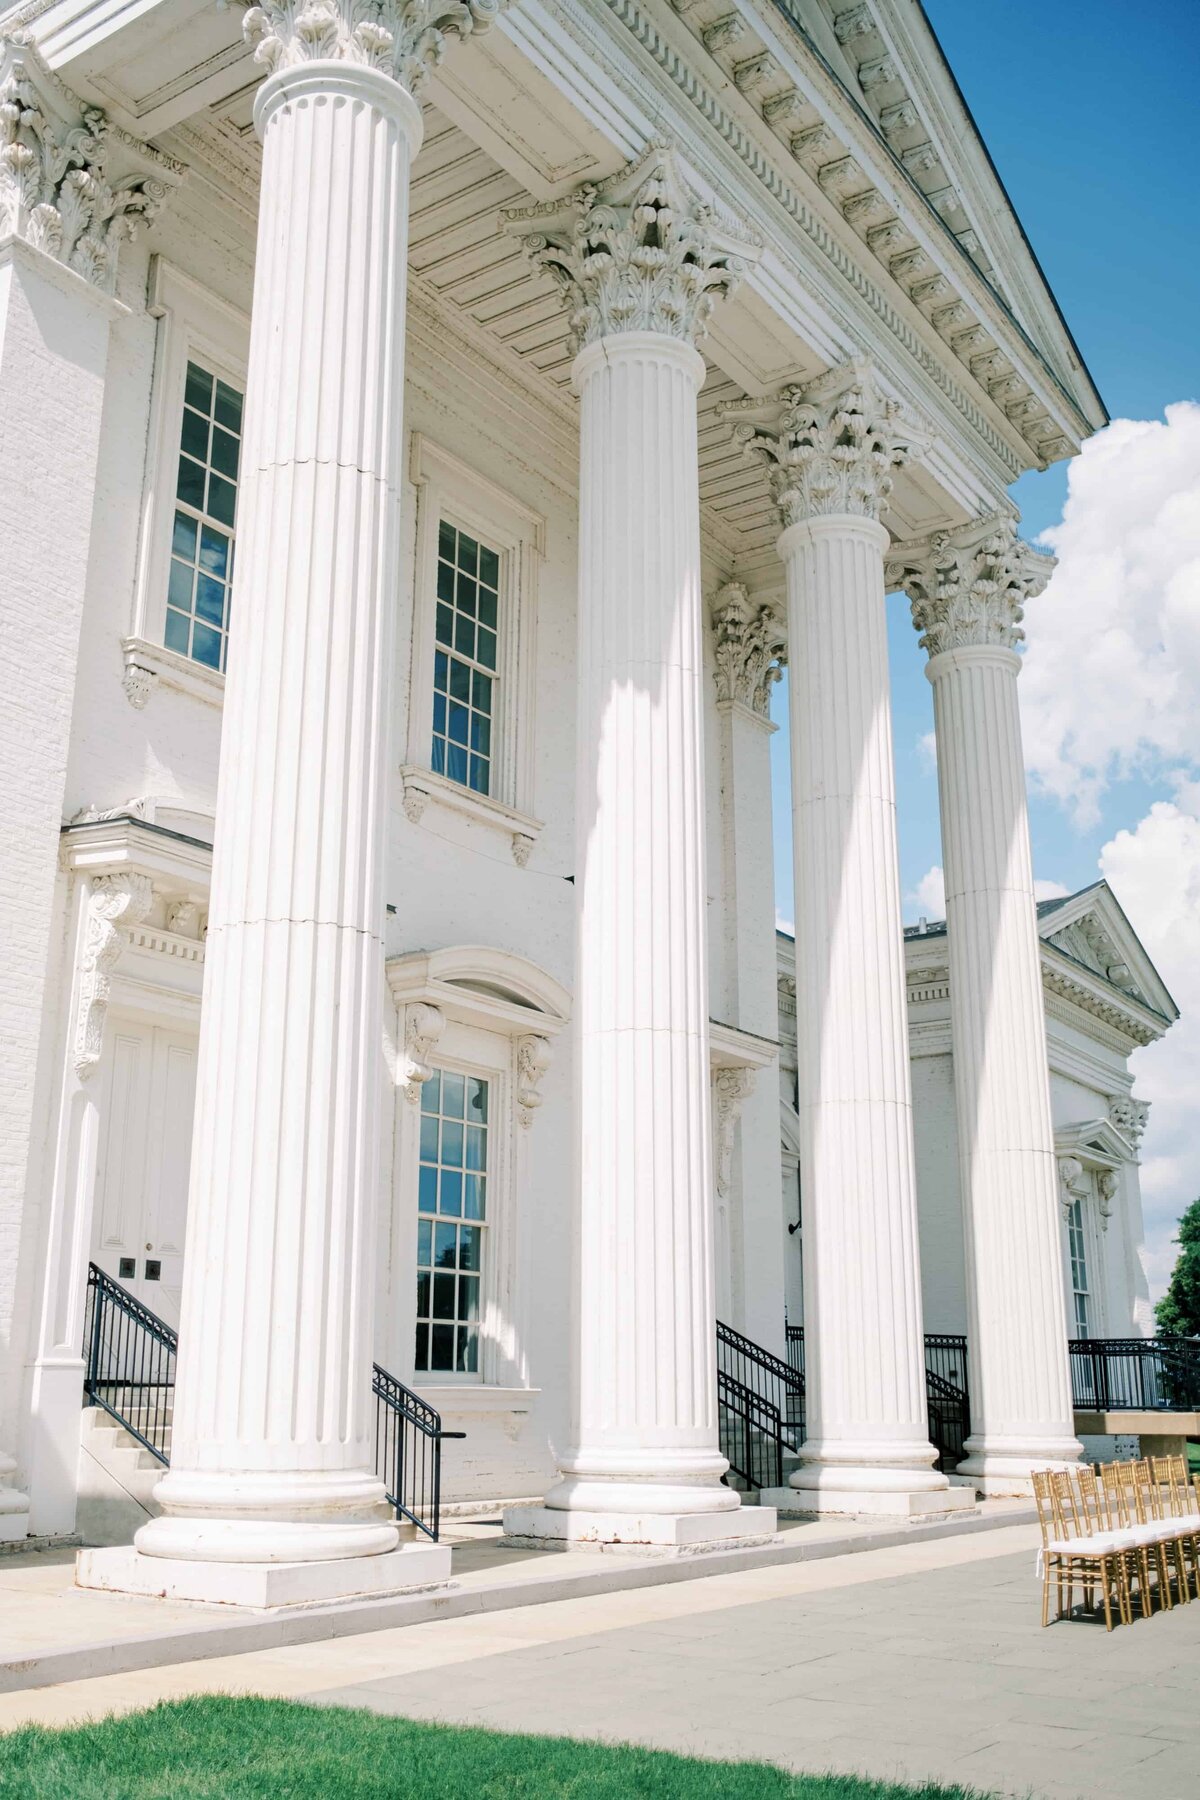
xmin=502 ymin=145 xmax=772 ymax=1541
xmin=124 ymin=2 xmax=501 ymax=1579
xmin=737 ymin=368 xmax=953 ymax=1513
xmin=891 ymin=520 xmax=1080 ymax=1491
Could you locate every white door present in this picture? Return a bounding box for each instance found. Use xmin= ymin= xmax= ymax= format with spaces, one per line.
xmin=93 ymin=1018 xmax=197 ymax=1328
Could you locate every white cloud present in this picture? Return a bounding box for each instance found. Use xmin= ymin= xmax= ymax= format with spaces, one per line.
xmin=1021 ymin=402 xmax=1200 ymax=827
xmin=775 ymin=908 xmax=794 ymax=937
xmin=1100 ymin=800 xmax=1200 ymax=1298
xmin=905 ymin=864 xmax=945 ymax=922
xmin=1033 ymin=879 xmax=1070 ymax=902
xmin=917 ymin=729 xmax=938 ymax=773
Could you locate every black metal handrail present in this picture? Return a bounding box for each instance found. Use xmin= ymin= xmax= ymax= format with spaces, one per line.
xmin=1069 ymin=1336 xmax=1200 ymax=1414
xmin=784 ymin=1323 xmax=971 ymax=1471
xmin=718 ymin=1319 xmax=805 ymax=1440
xmin=372 ymin=1362 xmax=465 ymax=1541
xmin=84 ymin=1263 xmax=177 ymax=1464
xmin=82 ymin=1263 xmax=463 ymax=1541
xmin=718 ymin=1368 xmax=784 ymax=1493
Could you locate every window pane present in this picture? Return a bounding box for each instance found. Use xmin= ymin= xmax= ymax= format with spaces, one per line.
xmin=164 ymin=608 xmax=190 ymax=656
xmin=457 ymin=1326 xmax=477 ymax=1374
xmin=448 ymin=659 xmax=470 ymax=703
xmin=478 ymin=588 xmax=497 ymax=630
xmin=207 ymin=471 xmax=237 ymax=528
xmin=180 ymin=407 xmax=209 ymax=462
xmin=436 ymin=560 xmax=455 ymax=602
xmin=214 ymin=379 xmax=243 ymax=432
xmin=447 ymin=743 xmax=467 ymax=785
xmin=438 ymin=520 xmax=456 ymax=561
xmin=441 ymin=1120 xmax=464 ymax=1168
xmin=195 ymin=575 xmax=226 ymax=627
xmin=419 ymin=1113 xmax=438 ymax=1160
xmin=422 ymin=1070 xmax=441 ymax=1113
xmin=465 ymin=1125 xmax=486 ymax=1173
xmin=198 ymin=525 xmax=229 ymax=579
xmin=431 ymin=1324 xmax=455 ymax=1370
xmin=185 ymin=362 xmax=213 ymax=412
xmin=467 ymin=1078 xmax=487 ymax=1123
xmin=192 ymin=623 xmax=222 ymax=669
xmin=431 ymin=738 xmax=446 ymax=776
xmin=448 ymin=703 xmax=469 ymax=747
xmin=414 ymin=1323 xmax=429 ymax=1370
xmin=434 ymin=1221 xmax=457 ymax=1268
xmin=441 ymin=1072 xmax=465 ymax=1117
xmin=463 ymin=1174 xmax=485 ymax=1221
xmin=172 ymin=511 xmax=198 ymax=562
xmin=459 ymin=533 xmax=478 ymax=576
xmin=439 ymin=1169 xmax=462 ymax=1217
xmin=168 ymin=559 xmax=195 ymax=613
xmin=176 ymin=454 xmax=205 ymax=509
xmin=415 ymin=1272 xmax=430 ymax=1317
xmin=433 ymin=693 xmax=446 ymax=736
xmin=417 ymin=1219 xmax=432 ymax=1266
xmin=459 ymin=1226 xmax=481 ymax=1273
xmin=418 ymin=1165 xmax=437 ymax=1214
xmin=480 ymin=545 xmax=499 ymax=588
xmin=432 ymin=1271 xmax=456 ymax=1320
xmin=460 ymin=1274 xmax=480 ymax=1321
xmin=210 ymin=425 xmax=240 ymax=480
xmin=436 ymin=603 xmax=453 ymax=647
xmin=454 ymin=613 xmax=475 ymax=658
xmin=477 ymin=627 xmax=497 ymax=671
xmin=469 ymin=756 xmax=489 ymax=795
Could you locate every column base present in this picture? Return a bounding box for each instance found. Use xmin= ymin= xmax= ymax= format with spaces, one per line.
xmin=501 ymin=1503 xmax=777 ymax=1556
xmin=0 ymin=1455 xmax=30 ymax=1542
xmin=75 ymin=1540 xmax=452 ymax=1610
xmin=952 ymin=1434 xmax=1082 ymax=1497
xmin=760 ymin=1484 xmax=971 ymax=1519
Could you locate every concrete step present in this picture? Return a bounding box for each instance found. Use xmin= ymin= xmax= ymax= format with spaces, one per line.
xmin=77 ymin=1407 xmax=164 ymax=1547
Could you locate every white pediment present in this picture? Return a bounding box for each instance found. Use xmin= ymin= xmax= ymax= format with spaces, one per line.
xmin=1038 ymin=882 xmax=1178 ymax=1026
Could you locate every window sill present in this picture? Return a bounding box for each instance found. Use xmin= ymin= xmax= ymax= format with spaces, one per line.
xmin=416 ymin=1385 xmax=540 ymax=1415
xmin=399 ymin=765 xmax=543 ymax=867
xmin=122 ymin=636 xmax=225 ymax=711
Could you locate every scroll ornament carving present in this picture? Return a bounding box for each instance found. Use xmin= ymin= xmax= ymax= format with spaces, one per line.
xmin=400 ymin=1001 xmax=444 ymax=1102
xmin=122 ymin=663 xmax=158 ymax=709
xmin=242 ymin=0 xmax=505 ymax=94
xmin=712 ymin=582 xmax=786 ymax=716
xmin=730 ymin=362 xmax=916 ymax=526
xmin=713 ymin=1066 xmax=755 ymax=1199
xmin=505 ymin=139 xmax=756 ymax=355
xmin=1108 ymin=1095 xmax=1150 ymax=1149
xmin=0 ymin=35 xmax=172 ymax=296
xmin=1055 ymin=1154 xmax=1088 ymax=1224
xmin=1096 ymin=1168 xmax=1119 ymax=1232
xmin=515 ymin=1034 xmax=552 ymax=1128
xmin=885 ymin=515 xmax=1055 ymax=660
xmin=74 ymin=874 xmax=154 ymax=1080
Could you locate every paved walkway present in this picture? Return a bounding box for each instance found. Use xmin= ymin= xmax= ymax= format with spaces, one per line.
xmin=2 ymin=1522 xmax=1198 ymax=1798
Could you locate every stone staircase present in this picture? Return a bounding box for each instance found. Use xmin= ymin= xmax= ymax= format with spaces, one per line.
xmin=76 ymin=1406 xmax=169 ymax=1546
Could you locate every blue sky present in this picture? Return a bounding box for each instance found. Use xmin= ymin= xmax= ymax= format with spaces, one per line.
xmin=771 ymin=0 xmax=1200 ymax=924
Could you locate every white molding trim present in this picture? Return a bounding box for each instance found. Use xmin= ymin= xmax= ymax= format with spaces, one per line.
xmin=128 ymin=257 xmax=249 ymax=699
xmin=404 ymin=433 xmax=545 ymax=851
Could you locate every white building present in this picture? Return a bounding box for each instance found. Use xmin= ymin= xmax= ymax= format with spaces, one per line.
xmin=0 ymin=0 xmax=1176 ymax=1601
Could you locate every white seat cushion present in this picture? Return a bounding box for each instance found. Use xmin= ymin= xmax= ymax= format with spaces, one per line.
xmin=1044 ymin=1531 xmax=1138 ymax=1557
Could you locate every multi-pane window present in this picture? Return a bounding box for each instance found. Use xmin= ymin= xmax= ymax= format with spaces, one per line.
xmin=1068 ymin=1196 xmax=1091 ymax=1337
xmin=165 ymin=361 xmax=243 ymax=672
xmin=416 ymin=1069 xmax=488 ymax=1374
xmin=432 ymin=522 xmax=499 ymax=795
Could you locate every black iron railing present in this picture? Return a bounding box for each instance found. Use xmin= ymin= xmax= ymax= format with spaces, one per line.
xmin=784 ymin=1323 xmax=971 ymax=1472
xmin=719 ymin=1319 xmax=805 ymax=1439
xmin=1069 ymin=1337 xmax=1200 ymax=1414
xmin=718 ymin=1368 xmax=784 ymax=1493
xmin=84 ymin=1263 xmax=177 ymax=1464
xmin=82 ymin=1262 xmax=463 ymax=1540
xmin=372 ymin=1362 xmax=464 ymax=1541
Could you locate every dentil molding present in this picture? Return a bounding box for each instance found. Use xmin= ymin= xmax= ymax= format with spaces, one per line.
xmin=242 ymin=0 xmax=506 ymax=95
xmin=728 ymin=359 xmax=918 ymax=525
xmin=505 ymin=137 xmax=758 ymax=353
xmin=886 ymin=513 xmax=1055 ymax=659
xmin=711 ymin=581 xmax=785 ymax=716
xmin=0 ymin=34 xmax=181 ymax=296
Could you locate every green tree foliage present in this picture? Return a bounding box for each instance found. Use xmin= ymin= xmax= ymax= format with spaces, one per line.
xmin=1155 ymin=1197 xmax=1200 ymax=1336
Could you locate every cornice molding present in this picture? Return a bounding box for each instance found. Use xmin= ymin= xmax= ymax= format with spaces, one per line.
xmin=886 ymin=514 xmax=1055 ymax=658
xmin=505 ymin=136 xmax=757 ymax=352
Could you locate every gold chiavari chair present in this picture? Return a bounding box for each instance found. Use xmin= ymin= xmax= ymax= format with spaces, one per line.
xmin=1151 ymin=1453 xmax=1200 ymax=1601
xmin=1079 ymin=1464 xmax=1149 ymax=1619
xmin=1137 ymin=1455 xmax=1193 ymax=1605
xmin=1043 ymin=1469 xmax=1133 ymax=1630
xmin=1106 ymin=1457 xmax=1177 ymax=1611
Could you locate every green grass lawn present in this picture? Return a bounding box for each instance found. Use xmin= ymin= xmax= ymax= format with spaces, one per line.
xmin=0 ymin=1696 xmax=993 ymax=1800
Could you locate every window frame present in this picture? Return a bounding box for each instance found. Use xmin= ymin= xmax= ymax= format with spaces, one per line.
xmin=403 ymin=436 xmax=545 ymax=860
xmin=414 ymin=1059 xmax=493 ymax=1379
xmin=126 ymin=258 xmax=250 ymax=709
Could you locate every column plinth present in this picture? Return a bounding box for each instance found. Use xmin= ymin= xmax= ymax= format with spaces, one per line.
xmin=501 ymin=147 xmax=774 ymax=1548
xmin=891 ymin=522 xmax=1081 ymax=1494
xmin=80 ymin=0 xmax=506 ymax=1602
xmin=736 ymin=368 xmax=955 ymax=1517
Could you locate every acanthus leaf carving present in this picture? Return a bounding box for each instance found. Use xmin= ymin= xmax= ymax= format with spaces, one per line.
xmin=504 ymin=138 xmax=757 ymax=355
xmin=74 ymin=873 xmax=154 ymax=1080
xmin=711 ymin=581 xmax=785 ymax=716
xmin=1056 ymin=1153 xmax=1088 ymax=1224
xmin=1108 ymin=1094 xmax=1150 ymax=1150
xmin=400 ymin=1001 xmax=444 ymax=1103
xmin=241 ymin=0 xmax=505 ymax=95
xmin=515 ymin=1034 xmax=552 ymax=1128
xmin=0 ymin=35 xmax=177 ymax=296
xmin=713 ymin=1066 xmax=755 ymax=1199
xmin=886 ymin=513 xmax=1054 ymax=659
xmin=728 ymin=358 xmax=919 ymax=526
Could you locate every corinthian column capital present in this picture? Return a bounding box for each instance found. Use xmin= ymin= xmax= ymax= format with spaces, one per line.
xmin=0 ymin=34 xmax=181 ymax=296
xmin=243 ymin=0 xmax=505 ymax=94
xmin=730 ymin=360 xmax=919 ymax=527
xmin=886 ymin=514 xmax=1055 ymax=661
xmin=504 ymin=139 xmax=758 ymax=354
xmin=711 ymin=582 xmax=786 ymax=716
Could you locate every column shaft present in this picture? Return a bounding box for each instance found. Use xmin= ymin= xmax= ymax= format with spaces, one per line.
xmin=552 ymin=332 xmax=733 ymax=1515
xmin=928 ymin=646 xmax=1078 ymax=1485
xmin=781 ymin=516 xmax=946 ymax=1506
xmin=140 ymin=63 xmax=421 ymax=1563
